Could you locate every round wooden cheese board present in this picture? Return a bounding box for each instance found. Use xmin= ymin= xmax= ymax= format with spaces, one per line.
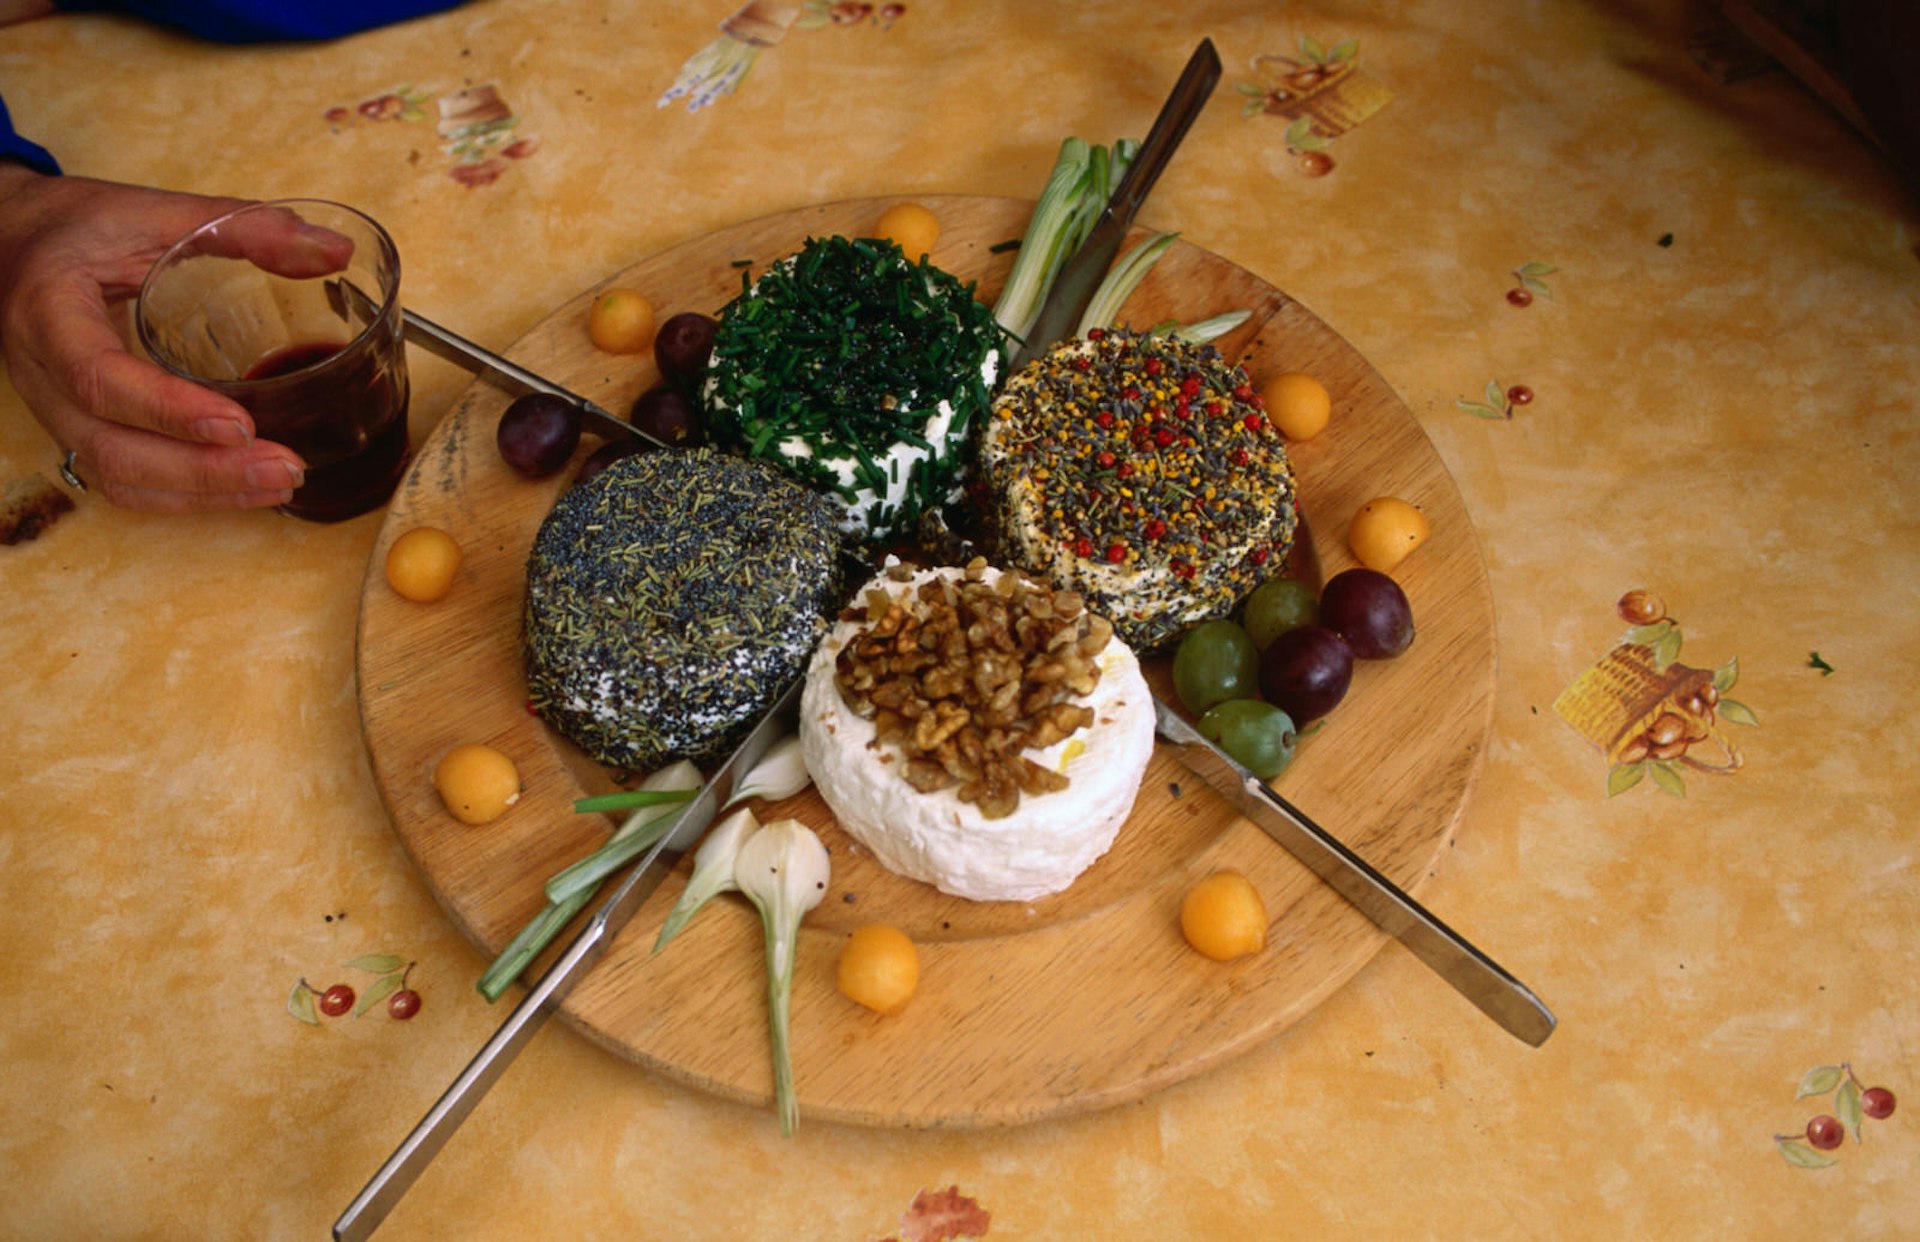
xmin=356 ymin=195 xmax=1496 ymax=1129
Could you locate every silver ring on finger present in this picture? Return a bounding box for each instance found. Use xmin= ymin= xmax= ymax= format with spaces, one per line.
xmin=58 ymin=449 xmax=88 ymax=493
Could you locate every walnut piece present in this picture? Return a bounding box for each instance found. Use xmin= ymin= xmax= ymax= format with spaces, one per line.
xmin=833 ymin=559 xmax=1113 ymax=820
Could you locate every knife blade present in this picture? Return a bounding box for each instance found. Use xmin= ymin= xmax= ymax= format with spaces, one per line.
xmin=332 ymin=679 xmax=803 ymax=1241
xmin=1010 ymin=38 xmax=1222 ymax=369
xmin=1152 ymin=695 xmax=1556 ymax=1047
xmin=324 ymin=277 xmax=651 ymax=445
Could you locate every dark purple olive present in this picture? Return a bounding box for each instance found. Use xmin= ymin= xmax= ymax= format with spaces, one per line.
xmin=630 ymin=384 xmax=704 ymax=448
xmin=573 ymin=435 xmax=647 ymax=485
xmin=1319 ymin=568 xmax=1415 ymax=659
xmin=652 ymin=312 xmax=718 ymax=387
xmin=1257 ymin=625 xmax=1354 ymax=725
xmin=497 ymin=393 xmax=582 ymax=479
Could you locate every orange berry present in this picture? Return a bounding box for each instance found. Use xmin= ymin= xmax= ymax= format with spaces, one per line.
xmin=1260 ymin=372 xmax=1331 ymax=440
xmin=874 ymin=202 xmax=940 ymax=262
xmin=1347 ymin=497 xmax=1430 ymax=573
xmin=384 ymin=526 xmax=462 ymax=602
xmin=836 ymin=924 xmax=920 ymax=1014
xmin=433 ymin=744 xmax=521 ymax=825
xmin=1180 ymin=871 xmax=1268 ymax=961
xmin=587 ymin=288 xmax=656 ymax=354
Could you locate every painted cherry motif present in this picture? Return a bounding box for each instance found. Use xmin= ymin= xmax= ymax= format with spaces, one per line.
xmin=1804 ymin=1115 xmax=1844 ymax=1151
xmin=1777 ymin=1062 xmax=1900 ymax=1167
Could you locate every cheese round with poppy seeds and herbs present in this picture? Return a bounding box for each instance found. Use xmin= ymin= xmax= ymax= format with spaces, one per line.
xmin=702 ymin=235 xmax=1001 ymax=543
xmin=979 ymin=329 xmax=1299 ymax=652
xmin=522 ymin=448 xmax=845 ymax=772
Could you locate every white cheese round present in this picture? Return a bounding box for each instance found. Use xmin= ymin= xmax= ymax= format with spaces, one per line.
xmin=799 ymin=565 xmax=1156 ymax=903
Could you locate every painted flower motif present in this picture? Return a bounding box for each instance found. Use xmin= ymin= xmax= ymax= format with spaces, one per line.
xmin=1235 ymin=37 xmax=1361 ymax=118
xmin=662 ymin=0 xmax=906 ymax=112
xmin=1233 ymin=35 xmax=1390 ymax=177
xmin=1553 ymin=590 xmax=1757 ymax=797
xmin=324 ymin=84 xmax=432 ymax=130
xmin=870 ymin=1184 xmax=991 ymax=1242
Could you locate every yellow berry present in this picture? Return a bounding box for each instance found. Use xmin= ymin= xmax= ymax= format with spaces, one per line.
xmin=384 ymin=526 xmax=462 ymax=603
xmin=874 ymin=202 xmax=940 ymax=263
xmin=587 ymin=288 xmax=656 ymax=354
xmin=433 ymin=744 xmax=521 ymax=825
xmin=1347 ymin=496 xmax=1431 ymax=573
xmin=1180 ymin=871 xmax=1268 ymax=961
xmin=836 ymin=924 xmax=920 ymax=1014
xmin=1261 ymin=372 xmax=1331 ymax=440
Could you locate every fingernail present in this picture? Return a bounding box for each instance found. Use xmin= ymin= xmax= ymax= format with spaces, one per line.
xmin=193 ymin=417 xmax=252 ymax=447
xmin=245 ymin=459 xmax=304 ymax=491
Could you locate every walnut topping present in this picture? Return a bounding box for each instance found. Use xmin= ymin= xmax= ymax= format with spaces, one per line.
xmin=833 ymin=559 xmax=1115 ymax=819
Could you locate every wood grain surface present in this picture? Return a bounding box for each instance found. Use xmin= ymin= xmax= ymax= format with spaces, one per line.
xmin=355 ymin=195 xmax=1497 ymax=1129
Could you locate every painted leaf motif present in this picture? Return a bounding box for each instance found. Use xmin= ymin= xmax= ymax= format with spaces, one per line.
xmin=1517 ymin=261 xmax=1559 ymax=277
xmin=287 ymin=982 xmax=320 ymax=1026
xmin=1242 ymin=98 xmax=1266 ymax=118
xmin=1838 ymin=1079 xmax=1864 ymax=1140
xmin=1457 ymin=400 xmax=1506 ymax=420
xmin=1719 ymin=698 xmax=1758 ymax=727
xmin=346 ymin=954 xmax=407 ymax=974
xmin=1649 ymin=761 xmax=1686 ymax=797
xmin=1714 ymin=656 xmax=1740 ymax=692
xmin=353 ymin=973 xmax=404 ymax=1017
xmin=1329 ymin=38 xmax=1360 ymax=61
xmin=1625 ymin=620 xmax=1673 ymax=647
xmin=1301 ymin=35 xmax=1328 ymax=62
xmin=1234 ymin=81 xmax=1266 ymax=96
xmin=1778 ymin=1138 xmax=1837 ymax=1169
xmin=1485 ymin=379 xmax=1505 ymax=408
xmin=1520 ymin=275 xmax=1553 ymax=298
xmin=1797 ymin=1065 xmax=1846 ymax=1097
xmin=1607 ymin=762 xmax=1646 ymax=797
xmin=1650 ymin=628 xmax=1684 ymax=670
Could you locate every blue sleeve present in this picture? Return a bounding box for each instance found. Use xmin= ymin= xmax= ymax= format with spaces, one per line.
xmin=52 ymin=1 xmax=466 ymax=43
xmin=0 ymin=95 xmax=61 ymax=175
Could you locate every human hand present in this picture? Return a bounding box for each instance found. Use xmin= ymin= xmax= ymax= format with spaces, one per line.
xmin=0 ymin=168 xmax=339 ymax=512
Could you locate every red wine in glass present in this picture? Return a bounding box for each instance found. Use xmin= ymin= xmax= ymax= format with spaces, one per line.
xmin=241 ymin=339 xmax=410 ymax=522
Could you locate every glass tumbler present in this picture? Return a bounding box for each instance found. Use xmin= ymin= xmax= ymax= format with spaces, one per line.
xmin=135 ymin=199 xmax=411 ymax=521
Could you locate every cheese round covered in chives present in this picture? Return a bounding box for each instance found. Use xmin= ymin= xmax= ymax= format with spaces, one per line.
xmin=702 ymin=235 xmax=1002 ymax=543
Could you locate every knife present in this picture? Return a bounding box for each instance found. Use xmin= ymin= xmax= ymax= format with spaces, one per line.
xmin=332 ymin=679 xmax=802 ymax=1241
xmin=1011 ymin=38 xmax=1222 ymax=369
xmin=324 ymin=277 xmax=653 ymax=446
xmin=1153 ymin=697 xmax=1556 ymax=1047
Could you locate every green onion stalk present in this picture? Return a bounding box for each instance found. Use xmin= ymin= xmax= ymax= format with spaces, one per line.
xmin=1075 ymin=231 xmax=1180 ymax=338
xmin=734 ymin=819 xmax=831 ymax=1136
xmin=476 ymin=762 xmax=701 ymax=1002
xmin=651 ymin=805 xmax=758 ymax=953
xmin=992 ymin=137 xmax=1138 ymax=347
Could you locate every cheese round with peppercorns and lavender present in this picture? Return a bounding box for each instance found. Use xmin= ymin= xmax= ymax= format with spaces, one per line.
xmin=800 ymin=561 xmax=1155 ymax=903
xmin=978 ymin=328 xmax=1299 ymax=653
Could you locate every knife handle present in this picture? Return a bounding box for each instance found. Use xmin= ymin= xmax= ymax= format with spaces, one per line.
xmin=1105 ymin=38 xmax=1222 ymax=220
